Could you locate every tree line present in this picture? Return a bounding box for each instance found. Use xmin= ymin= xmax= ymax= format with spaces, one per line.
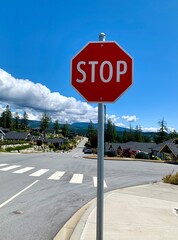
xmin=0 ymin=105 xmax=70 ymax=138
xmin=1 ymin=105 xmax=177 ymax=142
xmin=87 ymin=118 xmax=178 ymax=148
xmin=0 ymin=105 xmax=29 ymax=130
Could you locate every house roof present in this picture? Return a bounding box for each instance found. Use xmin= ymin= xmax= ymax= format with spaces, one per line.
xmin=5 ymin=131 xmax=31 ymax=140
xmin=159 ymin=142 xmax=178 ymax=157
xmin=106 ymin=141 xmax=157 ymax=153
xmin=0 ymin=128 xmax=5 ymax=136
xmin=0 ymin=127 xmax=10 ymax=133
xmin=152 ymin=139 xmax=177 ymax=152
xmin=44 ymin=138 xmax=66 ymax=144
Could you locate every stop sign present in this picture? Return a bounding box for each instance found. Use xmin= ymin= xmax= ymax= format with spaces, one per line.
xmin=71 ymin=41 xmax=133 ymax=102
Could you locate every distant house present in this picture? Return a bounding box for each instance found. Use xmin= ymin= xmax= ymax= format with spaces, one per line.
xmin=44 ymin=138 xmax=67 ymax=145
xmin=5 ymin=131 xmax=31 ymax=141
xmin=105 ymin=141 xmax=157 ymax=154
xmin=152 ymin=139 xmax=178 ymax=161
xmin=106 ymin=139 xmax=178 ymax=161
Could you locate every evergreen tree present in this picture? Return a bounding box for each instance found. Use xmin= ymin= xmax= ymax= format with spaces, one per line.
xmin=21 ymin=111 xmax=29 ymax=130
xmin=0 ymin=105 xmax=12 ymax=129
xmin=155 ymin=118 xmax=168 ymax=143
xmin=14 ymin=112 xmax=20 ymax=130
xmin=105 ymin=119 xmax=117 ymax=143
xmin=62 ymin=122 xmax=70 ymax=138
xmin=40 ymin=112 xmax=51 ymax=138
xmin=135 ymin=125 xmax=143 ymax=142
xmin=128 ymin=123 xmax=135 ymax=141
xmin=87 ymin=120 xmax=97 ymax=147
xmin=54 ymin=120 xmax=60 ymax=134
xmin=122 ymin=130 xmax=129 ymax=143
xmin=169 ymin=130 xmax=178 ymax=139
xmin=122 ymin=124 xmax=136 ymax=143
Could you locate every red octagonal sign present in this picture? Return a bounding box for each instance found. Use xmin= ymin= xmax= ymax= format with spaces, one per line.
xmin=71 ymin=41 xmax=133 ymax=103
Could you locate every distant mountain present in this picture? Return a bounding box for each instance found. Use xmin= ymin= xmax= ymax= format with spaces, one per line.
xmin=27 ymin=120 xmax=156 ymax=138
xmin=28 ymin=120 xmax=41 ymax=128
xmin=71 ymin=122 xmax=127 ymax=132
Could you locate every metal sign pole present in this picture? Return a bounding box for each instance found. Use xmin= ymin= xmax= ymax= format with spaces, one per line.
xmin=97 ymin=32 xmax=106 ymax=240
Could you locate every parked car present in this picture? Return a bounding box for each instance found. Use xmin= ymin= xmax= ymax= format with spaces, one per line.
xmin=84 ymin=148 xmax=93 ymax=154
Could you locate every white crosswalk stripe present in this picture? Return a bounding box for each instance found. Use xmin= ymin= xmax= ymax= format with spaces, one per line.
xmin=48 ymin=171 xmax=65 ymax=180
xmin=0 ymin=164 xmax=108 ymax=187
xmin=93 ymin=177 xmax=108 ymax=188
xmin=70 ymin=174 xmax=83 ymax=184
xmin=13 ymin=167 xmax=35 ymax=174
xmin=30 ymin=169 xmax=49 ymax=177
xmin=0 ymin=164 xmax=9 ymax=167
xmin=0 ymin=165 xmax=21 ymax=171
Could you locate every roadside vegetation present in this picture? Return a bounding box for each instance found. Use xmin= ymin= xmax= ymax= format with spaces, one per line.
xmin=85 ymin=119 xmax=178 ymax=161
xmin=0 ymin=104 xmax=80 ymax=153
xmin=5 ymin=144 xmax=33 ymax=152
xmin=163 ymin=172 xmax=178 ymax=185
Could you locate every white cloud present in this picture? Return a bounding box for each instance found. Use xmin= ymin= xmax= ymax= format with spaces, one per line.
xmin=121 ymin=115 xmax=138 ymax=122
xmin=167 ymin=127 xmax=177 ymax=133
xmin=2 ymin=68 xmax=175 ymax=132
xmin=107 ymin=114 xmax=120 ymax=123
xmin=0 ymin=68 xmax=98 ymax=123
xmin=141 ymin=127 xmax=159 ymax=132
xmin=115 ymin=122 xmax=127 ymax=128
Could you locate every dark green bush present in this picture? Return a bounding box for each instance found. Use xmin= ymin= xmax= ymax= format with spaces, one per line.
xmin=135 ymin=152 xmax=149 ymax=159
xmin=106 ymin=150 xmax=117 ymax=157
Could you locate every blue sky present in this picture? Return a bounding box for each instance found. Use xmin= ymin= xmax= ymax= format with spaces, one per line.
xmin=0 ymin=0 xmax=177 ymax=132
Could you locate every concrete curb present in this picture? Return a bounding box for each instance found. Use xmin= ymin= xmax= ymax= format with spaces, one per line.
xmin=83 ymin=155 xmax=165 ymax=163
xmin=53 ymin=199 xmax=95 ymax=240
xmin=83 ymin=155 xmax=176 ymax=164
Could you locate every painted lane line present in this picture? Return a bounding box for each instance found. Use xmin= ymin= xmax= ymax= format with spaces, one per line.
xmin=0 ymin=165 xmax=21 ymax=171
xmin=70 ymin=174 xmax=83 ymax=184
xmin=48 ymin=171 xmax=65 ymax=180
xmin=0 ymin=180 xmax=39 ymax=209
xmin=93 ymin=177 xmax=108 ymax=188
xmin=30 ymin=169 xmax=49 ymax=177
xmin=13 ymin=167 xmax=35 ymax=174
xmin=93 ymin=177 xmax=97 ymax=187
xmin=0 ymin=164 xmax=9 ymax=167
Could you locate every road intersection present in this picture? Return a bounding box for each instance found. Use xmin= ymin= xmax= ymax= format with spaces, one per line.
xmin=1 ymin=140 xmax=178 ymax=240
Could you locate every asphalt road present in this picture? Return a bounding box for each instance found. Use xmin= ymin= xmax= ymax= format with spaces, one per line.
xmin=0 ymin=139 xmax=178 ymax=240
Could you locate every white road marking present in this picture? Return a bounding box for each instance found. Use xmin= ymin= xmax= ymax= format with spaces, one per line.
xmin=93 ymin=177 xmax=107 ymax=188
xmin=13 ymin=167 xmax=35 ymax=174
xmin=70 ymin=174 xmax=83 ymax=184
xmin=30 ymin=169 xmax=49 ymax=177
xmin=72 ymin=153 xmax=81 ymax=158
xmin=0 ymin=180 xmax=39 ymax=209
xmin=0 ymin=165 xmax=21 ymax=171
xmin=48 ymin=171 xmax=65 ymax=180
xmin=0 ymin=164 xmax=109 ymax=188
xmin=0 ymin=164 xmax=9 ymax=167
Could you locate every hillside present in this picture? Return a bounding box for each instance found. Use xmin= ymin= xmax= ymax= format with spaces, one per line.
xmin=27 ymin=120 xmax=156 ymax=138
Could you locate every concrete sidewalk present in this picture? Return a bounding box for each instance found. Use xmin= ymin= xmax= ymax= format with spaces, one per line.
xmin=55 ymin=182 xmax=178 ymax=240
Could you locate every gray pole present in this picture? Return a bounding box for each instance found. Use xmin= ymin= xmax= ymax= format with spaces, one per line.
xmin=97 ymin=32 xmax=105 ymax=240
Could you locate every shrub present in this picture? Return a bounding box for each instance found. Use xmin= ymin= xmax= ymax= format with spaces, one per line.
xmin=6 ymin=144 xmax=32 ymax=152
xmin=122 ymin=148 xmax=131 ymax=158
xmin=5 ymin=147 xmax=14 ymax=152
xmin=165 ymin=155 xmax=172 ymax=161
xmin=135 ymin=151 xmax=149 ymax=159
xmin=106 ymin=150 xmax=117 ymax=157
xmin=154 ymin=156 xmax=161 ymax=160
xmin=163 ymin=172 xmax=178 ymax=185
xmin=36 ymin=140 xmax=43 ymax=146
